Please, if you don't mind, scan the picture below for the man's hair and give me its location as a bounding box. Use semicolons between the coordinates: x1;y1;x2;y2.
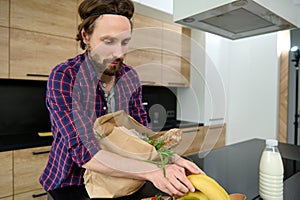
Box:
76;0;134;50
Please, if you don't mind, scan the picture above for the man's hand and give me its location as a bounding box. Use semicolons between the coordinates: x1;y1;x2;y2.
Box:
173;156;205;175
146;163;203;197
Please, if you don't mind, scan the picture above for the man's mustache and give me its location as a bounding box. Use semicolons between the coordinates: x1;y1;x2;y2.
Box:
103;58;123;65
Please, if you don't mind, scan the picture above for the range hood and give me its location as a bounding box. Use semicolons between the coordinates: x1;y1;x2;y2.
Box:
174;0;300;40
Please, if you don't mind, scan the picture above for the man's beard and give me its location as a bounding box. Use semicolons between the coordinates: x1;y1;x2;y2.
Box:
89;52;123;76
102;58;123;76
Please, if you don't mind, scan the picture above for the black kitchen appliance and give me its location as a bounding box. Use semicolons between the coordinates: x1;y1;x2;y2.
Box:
0;79;52;151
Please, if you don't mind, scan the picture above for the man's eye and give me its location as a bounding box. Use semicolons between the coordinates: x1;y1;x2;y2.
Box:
104;39;114;45
122;39;130;46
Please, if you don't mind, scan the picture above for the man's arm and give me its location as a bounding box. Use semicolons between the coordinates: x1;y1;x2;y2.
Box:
83;150;203;197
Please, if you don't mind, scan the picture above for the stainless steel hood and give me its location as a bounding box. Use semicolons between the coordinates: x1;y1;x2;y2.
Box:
174;0;300;40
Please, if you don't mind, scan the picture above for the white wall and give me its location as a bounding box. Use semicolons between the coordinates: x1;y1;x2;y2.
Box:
133;0;173;14
134;1;282;145
186;31;280;145
225;33;279;144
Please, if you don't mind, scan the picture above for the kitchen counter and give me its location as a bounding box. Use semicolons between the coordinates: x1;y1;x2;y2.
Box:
0;119;203;152
90;138;300;200
151;119;203;132
0;132;53;152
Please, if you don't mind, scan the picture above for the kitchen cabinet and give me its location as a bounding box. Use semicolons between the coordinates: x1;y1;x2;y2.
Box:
162;53;190;87
162;24;191;87
0;146;51;199
125;49;162;85
10;0;77;38
3;0;78;80
0;151;13;199
10;29;77;80
127;14;163;85
0;27;9;78
13;146;50;198
125;14;191;87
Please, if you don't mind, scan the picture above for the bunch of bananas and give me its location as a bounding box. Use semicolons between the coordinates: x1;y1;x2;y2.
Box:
177;174;230;200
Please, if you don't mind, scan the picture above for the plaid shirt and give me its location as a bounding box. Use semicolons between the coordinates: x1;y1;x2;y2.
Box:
39;52;148;191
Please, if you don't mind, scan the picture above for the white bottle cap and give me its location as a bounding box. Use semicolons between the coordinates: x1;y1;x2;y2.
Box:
266;139;278;146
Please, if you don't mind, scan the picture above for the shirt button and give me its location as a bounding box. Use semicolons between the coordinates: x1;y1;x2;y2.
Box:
103;106;107;110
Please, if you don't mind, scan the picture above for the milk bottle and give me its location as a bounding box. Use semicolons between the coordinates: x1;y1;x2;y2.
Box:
259;139;284;200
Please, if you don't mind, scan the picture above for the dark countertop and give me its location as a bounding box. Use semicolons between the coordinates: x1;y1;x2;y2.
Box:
188;139;300;200
91;138;300;200
0;119;203;152
151;119;203;132
0;132;53;152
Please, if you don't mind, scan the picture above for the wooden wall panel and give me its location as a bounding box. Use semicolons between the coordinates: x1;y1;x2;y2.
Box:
279;51;289;143
10;0;77;38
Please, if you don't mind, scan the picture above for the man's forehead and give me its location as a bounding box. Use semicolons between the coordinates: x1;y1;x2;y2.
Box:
93;14;132;37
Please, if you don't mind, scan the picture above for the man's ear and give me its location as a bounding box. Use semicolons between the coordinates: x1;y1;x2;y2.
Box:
81;29;89;44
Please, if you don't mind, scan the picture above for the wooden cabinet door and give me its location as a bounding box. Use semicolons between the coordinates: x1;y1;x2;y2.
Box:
128;15;191;87
0;151;13;199
8;0;77;80
126;14;163;85
162;54;190;87
13;146;50;195
172;126;205;156
131;14;163;49
10;0;77;38
0;197;13;200
158;125;225;156
162;25;190;87
0;27;9;78
125;49;162;85
10;29;77;80
201;124;226;152
0;0;8;78
14;189;47;200
0;0;9;27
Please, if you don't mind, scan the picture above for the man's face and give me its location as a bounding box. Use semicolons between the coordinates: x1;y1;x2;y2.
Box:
82;14;132;75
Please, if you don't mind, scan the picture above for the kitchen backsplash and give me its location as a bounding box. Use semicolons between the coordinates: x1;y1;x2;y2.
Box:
0;79;178;150
142;86;177;126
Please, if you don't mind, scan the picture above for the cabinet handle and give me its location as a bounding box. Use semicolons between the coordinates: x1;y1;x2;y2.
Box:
32;150;50;155
32;192;47;198
182;129;199;133
208;126;224;130
167;82;186;86
26;73;49;77
141;81;156;84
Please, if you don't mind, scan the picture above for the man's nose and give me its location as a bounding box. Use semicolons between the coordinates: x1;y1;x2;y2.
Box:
112;44;126;58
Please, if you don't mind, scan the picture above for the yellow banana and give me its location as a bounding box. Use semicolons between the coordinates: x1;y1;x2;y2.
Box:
187;191;208;200
187;174;230;200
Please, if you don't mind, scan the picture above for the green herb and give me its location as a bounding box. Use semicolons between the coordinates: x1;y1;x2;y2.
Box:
144;138;164;150
144;138;175;177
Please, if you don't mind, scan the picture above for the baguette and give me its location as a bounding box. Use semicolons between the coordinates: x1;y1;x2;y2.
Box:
157;128;182;149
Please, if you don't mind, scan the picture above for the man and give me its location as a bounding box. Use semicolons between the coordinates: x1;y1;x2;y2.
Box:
40;0;204;199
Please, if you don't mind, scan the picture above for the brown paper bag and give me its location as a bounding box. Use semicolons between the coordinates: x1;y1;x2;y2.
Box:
84;110;160;198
